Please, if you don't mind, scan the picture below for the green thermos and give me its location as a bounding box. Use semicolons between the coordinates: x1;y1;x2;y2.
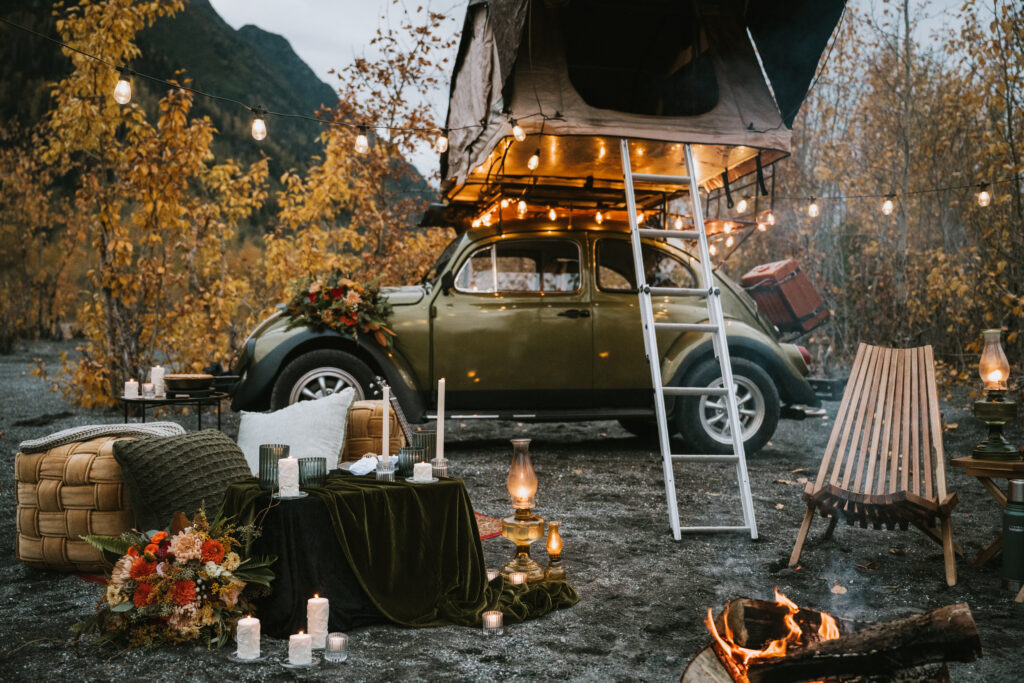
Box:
1004;479;1024;591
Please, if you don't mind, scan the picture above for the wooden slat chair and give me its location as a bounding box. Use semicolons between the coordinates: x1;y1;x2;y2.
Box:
789;343;960;586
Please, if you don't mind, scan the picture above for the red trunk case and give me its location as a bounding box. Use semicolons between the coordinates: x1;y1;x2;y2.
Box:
740;259;830;333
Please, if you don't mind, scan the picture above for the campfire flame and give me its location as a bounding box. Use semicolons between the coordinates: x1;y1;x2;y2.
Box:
705;589;841;680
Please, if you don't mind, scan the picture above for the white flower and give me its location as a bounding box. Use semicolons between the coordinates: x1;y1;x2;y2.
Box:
222;552;241;572
105;584;127;608
204;561;225;578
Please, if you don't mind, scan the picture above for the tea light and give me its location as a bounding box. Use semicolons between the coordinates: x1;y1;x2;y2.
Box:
509;571;527;586
324;632;349;663
288;630;312;665
486;569;500;582
482;610;504;636
279;456;300;497
142;382;155;397
307;594;329;649
124;379;139;398
236;615;260;659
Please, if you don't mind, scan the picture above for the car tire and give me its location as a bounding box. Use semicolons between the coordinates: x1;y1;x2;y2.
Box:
270;349;376;410
675;357;780;455
617;418;660;443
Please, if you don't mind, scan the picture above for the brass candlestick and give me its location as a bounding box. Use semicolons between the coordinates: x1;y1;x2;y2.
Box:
501;439;545;583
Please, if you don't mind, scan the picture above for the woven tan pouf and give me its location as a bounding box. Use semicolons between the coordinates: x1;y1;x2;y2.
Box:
15;436;134;572
341;400;406;463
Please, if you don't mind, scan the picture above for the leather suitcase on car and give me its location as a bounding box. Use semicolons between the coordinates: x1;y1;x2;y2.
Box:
740;259;830;333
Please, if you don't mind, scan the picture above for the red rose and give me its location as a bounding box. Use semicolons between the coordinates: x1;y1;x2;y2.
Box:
129;557;156;579
133;583;155;608
172;580;197;606
200;539;225;564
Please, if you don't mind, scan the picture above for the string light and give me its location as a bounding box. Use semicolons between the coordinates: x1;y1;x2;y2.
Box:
881;193;895;215
595;210;603;224
481;212;492;226
250;107;267;141
517;200;527;217
527;149;540;170
674;216;683;229
435;129;448;153
736;197;748;213
500;198;509;208
757;221;767;231
726;235;735;247
354;125;369;154
709;244;718;255
113;66;132;105
807;197;820;218
636;211;644;223
511;119;526;143
977;183;991;207
547;207;557;221
766;210;776;225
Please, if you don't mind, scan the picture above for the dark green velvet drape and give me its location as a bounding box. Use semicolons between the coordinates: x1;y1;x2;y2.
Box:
221;475;577;628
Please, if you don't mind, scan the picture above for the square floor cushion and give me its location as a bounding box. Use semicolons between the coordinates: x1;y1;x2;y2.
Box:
113;430;253;531
236;388;356;474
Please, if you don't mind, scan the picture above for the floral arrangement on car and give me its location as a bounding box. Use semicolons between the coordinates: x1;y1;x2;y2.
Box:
284;270;396;348
72;510;275;649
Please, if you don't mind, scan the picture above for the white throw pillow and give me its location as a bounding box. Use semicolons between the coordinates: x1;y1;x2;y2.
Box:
236;388;355;474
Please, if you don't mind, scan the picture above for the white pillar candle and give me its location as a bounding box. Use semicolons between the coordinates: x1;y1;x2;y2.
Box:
150;364;165;397
382;384;390;460
288;630;313;666
124;379;139;398
436;378;445;459
482;610;504;635
235;615;260;660
278;456;300;497
307;594;329;649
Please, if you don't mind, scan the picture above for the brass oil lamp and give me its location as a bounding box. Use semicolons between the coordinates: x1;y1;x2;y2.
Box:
973;329;1018;460
544;521;566;581
501;439;545;582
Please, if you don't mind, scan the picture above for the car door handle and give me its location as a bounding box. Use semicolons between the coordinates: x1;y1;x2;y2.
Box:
557;309;591;319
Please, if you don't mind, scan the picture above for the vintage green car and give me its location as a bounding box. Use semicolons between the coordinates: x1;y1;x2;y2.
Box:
229;219;818;453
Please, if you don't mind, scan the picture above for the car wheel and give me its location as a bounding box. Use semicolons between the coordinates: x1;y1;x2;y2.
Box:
270;349;376;410
675;357;780;455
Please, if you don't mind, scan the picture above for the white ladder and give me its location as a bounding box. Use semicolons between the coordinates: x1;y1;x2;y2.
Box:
620;140;758;541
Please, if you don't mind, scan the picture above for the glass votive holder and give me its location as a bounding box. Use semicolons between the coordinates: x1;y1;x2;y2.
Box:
375;459;396;482
431;456;449;479
299;457;327;488
142;382;156;398
482;610;503;636
486;568;500;582
324;632;348;663
397;447;426;477
258;444;289;490
410;429;436;461
508;571;527;586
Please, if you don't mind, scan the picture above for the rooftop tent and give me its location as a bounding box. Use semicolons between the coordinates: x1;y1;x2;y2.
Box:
439;0;845;214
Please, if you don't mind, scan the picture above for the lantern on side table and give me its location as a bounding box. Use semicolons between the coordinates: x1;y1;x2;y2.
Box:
501;438;546;583
973;329;1018;461
545;521;566;581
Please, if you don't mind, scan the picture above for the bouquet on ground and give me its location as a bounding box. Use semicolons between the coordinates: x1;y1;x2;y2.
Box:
284;269;396;347
73;510;275;649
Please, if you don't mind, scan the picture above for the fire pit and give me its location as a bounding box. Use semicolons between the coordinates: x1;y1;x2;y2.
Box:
683;592;982;682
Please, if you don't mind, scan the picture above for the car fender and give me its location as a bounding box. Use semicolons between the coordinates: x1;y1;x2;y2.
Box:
659;320;820;407
231;325;427;417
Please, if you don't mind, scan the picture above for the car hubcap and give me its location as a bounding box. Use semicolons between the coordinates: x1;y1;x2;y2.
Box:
289;367;365;405
697;375;765;445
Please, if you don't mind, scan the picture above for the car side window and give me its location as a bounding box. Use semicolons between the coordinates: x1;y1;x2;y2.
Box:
596;239;696;292
455;240;580;294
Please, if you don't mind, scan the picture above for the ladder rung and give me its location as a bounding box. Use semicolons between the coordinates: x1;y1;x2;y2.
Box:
671;454;740;463
648;286;709;298
632;172;691;186
638;228;700;239
654;322;717;333
679;526;751;534
662;386;728;397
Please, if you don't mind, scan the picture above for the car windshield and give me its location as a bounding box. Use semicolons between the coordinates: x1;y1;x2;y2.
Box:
421;237;462;285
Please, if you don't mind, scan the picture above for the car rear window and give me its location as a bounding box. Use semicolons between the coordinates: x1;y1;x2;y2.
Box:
455;240;581;294
596;240;696;292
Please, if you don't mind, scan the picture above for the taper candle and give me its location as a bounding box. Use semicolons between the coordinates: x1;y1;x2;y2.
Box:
436;378;445;459
382;383;390;460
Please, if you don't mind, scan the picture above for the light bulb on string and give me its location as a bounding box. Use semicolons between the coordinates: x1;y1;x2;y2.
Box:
250;107;267;141
636;211;644;224
500;198;510;209
757;222;767;232
548;207;557;221
709;244;718;256
726;235;734;248
736;197;748;213
807;197;820;218
481;212;492;227
881;194;895;216
113;66;132;105
674;216;684;230
766;210;776;225
977;183;991;207
527;148;540;170
355;125;370;154
511;119;526;142
471;218;481;228
435;129;449;154
595;210;603;224
517;200;527;217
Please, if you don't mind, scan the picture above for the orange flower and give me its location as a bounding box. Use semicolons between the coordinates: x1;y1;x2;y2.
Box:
200;539;225;564
127;546;140;557
150;531;168;544
172;580;197;606
129;557;156;579
144;543;159;555
133;583;155;608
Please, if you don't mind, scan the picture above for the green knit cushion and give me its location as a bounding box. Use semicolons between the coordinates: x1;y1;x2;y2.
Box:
113;430;254;531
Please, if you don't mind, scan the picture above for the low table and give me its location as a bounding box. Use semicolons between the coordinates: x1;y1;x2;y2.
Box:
950;456;1024;566
120;392;228;431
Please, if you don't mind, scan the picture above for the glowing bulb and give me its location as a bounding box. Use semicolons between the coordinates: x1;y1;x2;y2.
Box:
808;198;820;218
511;119;526;142
766;211;776;225
736;197;748;213
250;110;267;141
527;149;540;170
674;217;683;230
500;198;509;208
595;210;603;224
548;207;557;221
724;223;732;234
113;68;132;105
355;127;369;154
636;211;644;223
435;131;449;153
726;236;734;247
977;183;991;207
517;200;527;216
709;244;717;255
481;212;492;227
757;222;767;232
882;194;895;216
471;218;482;228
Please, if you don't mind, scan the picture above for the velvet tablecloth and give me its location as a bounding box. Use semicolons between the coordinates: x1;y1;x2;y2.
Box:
221;474;577;636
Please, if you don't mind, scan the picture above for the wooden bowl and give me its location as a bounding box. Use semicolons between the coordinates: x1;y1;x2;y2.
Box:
163;373;214;392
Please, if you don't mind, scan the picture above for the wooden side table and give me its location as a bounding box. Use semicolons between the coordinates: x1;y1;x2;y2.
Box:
950;456;1024;567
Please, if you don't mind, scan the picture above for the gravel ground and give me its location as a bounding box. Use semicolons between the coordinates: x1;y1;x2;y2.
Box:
1;341;1022;682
